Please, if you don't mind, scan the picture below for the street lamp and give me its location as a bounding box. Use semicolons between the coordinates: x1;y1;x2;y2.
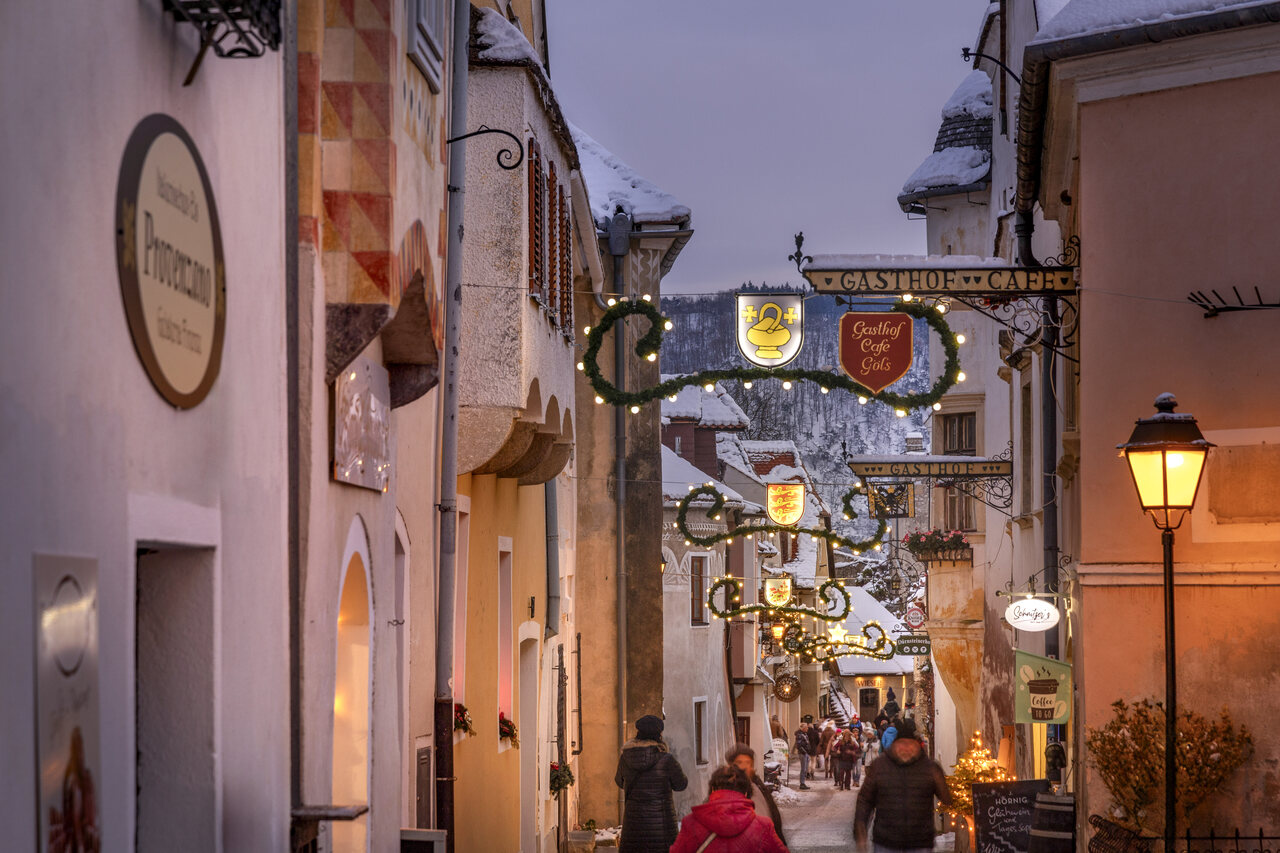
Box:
1117;393;1213;850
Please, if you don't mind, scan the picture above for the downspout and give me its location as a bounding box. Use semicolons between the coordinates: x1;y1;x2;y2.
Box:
545;481;560;638
434;1;468;850
1015;212;1060;662
284;0;301;815
600;210;632;798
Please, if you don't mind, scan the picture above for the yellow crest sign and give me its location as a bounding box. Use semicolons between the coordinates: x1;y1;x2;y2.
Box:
763;578;792;607
766;483;805;527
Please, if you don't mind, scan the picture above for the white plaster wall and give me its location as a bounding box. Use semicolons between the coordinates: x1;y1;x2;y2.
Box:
0;3;288;850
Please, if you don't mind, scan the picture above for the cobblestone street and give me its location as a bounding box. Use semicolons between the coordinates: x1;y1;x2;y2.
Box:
775;762;859;853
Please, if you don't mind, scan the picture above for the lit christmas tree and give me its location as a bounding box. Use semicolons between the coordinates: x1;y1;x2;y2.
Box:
945;730;1014;817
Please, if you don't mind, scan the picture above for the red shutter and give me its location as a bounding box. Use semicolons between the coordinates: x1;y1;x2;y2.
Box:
559;194;572;334
527;139;542;296
547;162;559;323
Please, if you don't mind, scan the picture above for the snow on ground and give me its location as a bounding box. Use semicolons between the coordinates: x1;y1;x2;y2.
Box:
473;8;542;65
1033;0;1272;42
772;785;803;805
570;123;691;230
594;825;621;843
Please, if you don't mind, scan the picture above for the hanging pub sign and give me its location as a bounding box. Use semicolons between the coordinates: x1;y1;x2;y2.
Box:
763;577;792;607
839;312;913;394
803;254;1076;297
1015;650;1072;724
736;292;803;368
1005;597;1060;632
766;483;806;526
115;114;226;408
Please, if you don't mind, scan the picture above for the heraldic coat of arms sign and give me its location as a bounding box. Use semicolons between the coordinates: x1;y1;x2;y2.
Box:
736;292;804;368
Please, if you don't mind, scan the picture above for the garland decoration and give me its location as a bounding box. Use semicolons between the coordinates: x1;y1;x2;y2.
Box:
707;576;852;623
782;620;897;661
677;484;888;554
580;298;961;411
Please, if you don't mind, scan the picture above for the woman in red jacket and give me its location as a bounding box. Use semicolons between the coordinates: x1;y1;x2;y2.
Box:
669;765;789;853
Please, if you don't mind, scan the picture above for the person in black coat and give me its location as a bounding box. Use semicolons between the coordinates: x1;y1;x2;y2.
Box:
615;715;688;852
855;719;952;851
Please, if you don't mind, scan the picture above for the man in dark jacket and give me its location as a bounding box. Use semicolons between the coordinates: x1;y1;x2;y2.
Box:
854;719;951;852
792;721;813;790
725;743;787;846
615;715;688;852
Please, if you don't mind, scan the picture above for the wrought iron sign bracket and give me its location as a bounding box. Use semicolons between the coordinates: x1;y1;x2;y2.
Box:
933;444;1015;514
164;0;282;86
445;125;525;171
1187;285;1280;318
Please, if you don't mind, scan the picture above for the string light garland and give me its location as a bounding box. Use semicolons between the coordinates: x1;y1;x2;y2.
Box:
945;731;1014;818
677;484;889;554
783;620;897;661
581;298;962;411
707;576;852;622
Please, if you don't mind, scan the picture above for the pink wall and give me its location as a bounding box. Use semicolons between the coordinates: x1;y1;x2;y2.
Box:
1074;70;1280;828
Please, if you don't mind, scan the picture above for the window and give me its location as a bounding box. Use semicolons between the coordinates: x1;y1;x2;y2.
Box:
673;436;682;456
1021;382;1034;512
690;555;708;625
694;700;708;764
407;0;445;92
940;412;977;532
498;544;513;717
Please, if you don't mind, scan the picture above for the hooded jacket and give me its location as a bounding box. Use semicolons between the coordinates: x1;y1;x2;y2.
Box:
854;737;952;850
615;738;688;852
669;790;789;853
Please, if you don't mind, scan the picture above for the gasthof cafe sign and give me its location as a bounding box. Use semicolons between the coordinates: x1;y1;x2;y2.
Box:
115;114;225;408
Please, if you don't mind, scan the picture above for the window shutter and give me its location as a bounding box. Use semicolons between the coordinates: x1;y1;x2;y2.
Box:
547;162;559;322
527;139;544;298
559;193;572;333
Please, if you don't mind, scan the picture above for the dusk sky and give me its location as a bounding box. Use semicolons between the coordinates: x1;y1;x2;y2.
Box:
546;0;983;293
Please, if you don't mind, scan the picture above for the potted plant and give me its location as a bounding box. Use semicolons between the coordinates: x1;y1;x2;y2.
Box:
499;711;519;747
453;703;475;736
549;761;574;795
902;529;970;561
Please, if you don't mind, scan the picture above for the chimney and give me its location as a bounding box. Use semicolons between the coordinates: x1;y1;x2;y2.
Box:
904;431;925;455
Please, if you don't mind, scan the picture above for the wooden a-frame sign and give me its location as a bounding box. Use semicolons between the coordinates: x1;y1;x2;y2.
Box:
804;260;1075;297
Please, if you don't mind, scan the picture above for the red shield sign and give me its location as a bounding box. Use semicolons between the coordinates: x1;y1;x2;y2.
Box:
839;312;913;394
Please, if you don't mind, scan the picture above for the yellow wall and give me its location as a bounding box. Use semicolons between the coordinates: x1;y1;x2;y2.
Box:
453;473;549;852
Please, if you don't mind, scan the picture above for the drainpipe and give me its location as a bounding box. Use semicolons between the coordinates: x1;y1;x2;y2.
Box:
600;210;632;799
1016;211;1060;662
284;0;301;814
545;481;560;638
434;1;469;850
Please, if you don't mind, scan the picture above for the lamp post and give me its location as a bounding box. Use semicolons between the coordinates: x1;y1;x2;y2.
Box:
1117;393;1213;851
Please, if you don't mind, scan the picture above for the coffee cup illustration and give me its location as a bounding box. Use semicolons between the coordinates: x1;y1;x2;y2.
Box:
1028;678;1059;720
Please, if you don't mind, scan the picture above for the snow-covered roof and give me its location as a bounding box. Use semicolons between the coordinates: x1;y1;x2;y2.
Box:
807;253;1012;270
835;586;914;677
717;434;764;485
975;3;1001;52
661;445;747;505
1033;0;1272;42
661;377;749;429
900;71;993;197
739;440;804;477
473;7;542;65
569;124;692;231
757;539;779;557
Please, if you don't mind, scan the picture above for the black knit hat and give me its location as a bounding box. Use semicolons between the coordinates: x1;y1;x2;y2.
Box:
896;719;919;741
636;715;664;740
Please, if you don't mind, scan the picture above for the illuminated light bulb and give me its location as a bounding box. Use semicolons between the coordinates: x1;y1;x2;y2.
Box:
782;381;792;390
668;394;678;402
714;514;722;521
630;405;640;414
583;326;592;335
957;334;966;344
746;534;753;539
349;371;357;381
874;543;882;551
895;409;906;418
704;383;715;392
594;396;604;404
576;361;585;371
646;352;657;362
957;371;967;382
1167;452;1185;469
688;485;695;491
642;294;652;302
902;293;913;302
843;513;851;520
607;297;617;306
664;321;674;330
933;402;942;411
820;387;829;394
742;381;753;389
936;303;948;314
685;540;691;546
726;538;733;544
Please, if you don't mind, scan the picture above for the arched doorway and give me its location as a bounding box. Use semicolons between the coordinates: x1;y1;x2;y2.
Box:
333;518;371;852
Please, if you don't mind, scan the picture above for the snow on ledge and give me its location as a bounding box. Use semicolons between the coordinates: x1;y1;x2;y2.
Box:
807;253;1013;270
902;146;990;195
1032;0;1272;43
942;71;993;120
473;7;542;66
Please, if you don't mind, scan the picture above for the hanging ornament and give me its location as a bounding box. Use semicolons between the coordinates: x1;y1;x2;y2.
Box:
774;674;801;702
736;292;804;367
766;483;806;526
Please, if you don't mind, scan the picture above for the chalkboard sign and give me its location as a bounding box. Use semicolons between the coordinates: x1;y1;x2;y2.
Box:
972;780;1050;853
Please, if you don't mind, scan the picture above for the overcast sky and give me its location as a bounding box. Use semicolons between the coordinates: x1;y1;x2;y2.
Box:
545;0;982;293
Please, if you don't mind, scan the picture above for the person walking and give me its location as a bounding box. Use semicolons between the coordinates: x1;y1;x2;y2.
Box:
725;744;787;846
855;728;877;788
854;719;952;853
880;717;900;751
669;765;789;853
832;729;862;791
614;715;688;852
819;720;838;780
770;714;788;744
792;721;813;790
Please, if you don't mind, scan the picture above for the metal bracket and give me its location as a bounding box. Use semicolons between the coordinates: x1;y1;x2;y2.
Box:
934;442;1015;514
445;125;525;170
164;0;282;86
961;47;1021;85
1188;285;1280;317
